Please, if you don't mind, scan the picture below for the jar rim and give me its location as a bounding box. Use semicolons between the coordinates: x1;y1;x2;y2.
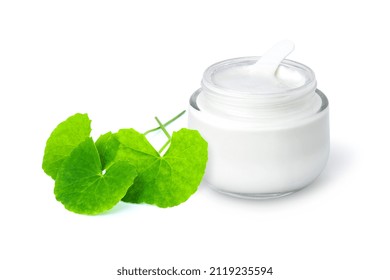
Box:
202;56;317;96
189;88;329;129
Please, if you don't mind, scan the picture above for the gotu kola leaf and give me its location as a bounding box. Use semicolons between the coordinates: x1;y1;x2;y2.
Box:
101;128;208;208
42;113;92;179
55;137;137;215
95;131;120;170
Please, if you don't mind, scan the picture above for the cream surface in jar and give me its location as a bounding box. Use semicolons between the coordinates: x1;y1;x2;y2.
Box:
188;41;329;198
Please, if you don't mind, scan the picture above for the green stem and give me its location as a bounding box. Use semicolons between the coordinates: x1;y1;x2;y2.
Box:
155;116;171;140
155;115;173;154
159;139;171;154
144;110;186;135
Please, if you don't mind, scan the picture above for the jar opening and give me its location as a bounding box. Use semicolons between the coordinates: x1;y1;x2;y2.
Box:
202;57;316;96
198;57;320;122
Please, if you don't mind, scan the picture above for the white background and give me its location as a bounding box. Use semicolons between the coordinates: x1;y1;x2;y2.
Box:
1;1;389;279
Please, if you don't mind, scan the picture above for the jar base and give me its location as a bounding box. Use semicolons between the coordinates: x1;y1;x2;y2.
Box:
206;183;307;200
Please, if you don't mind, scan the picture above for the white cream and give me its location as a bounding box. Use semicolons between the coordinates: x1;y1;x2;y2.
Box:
188;41;329;198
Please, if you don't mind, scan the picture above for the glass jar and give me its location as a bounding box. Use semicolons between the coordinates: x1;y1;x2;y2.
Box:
188;56;329;198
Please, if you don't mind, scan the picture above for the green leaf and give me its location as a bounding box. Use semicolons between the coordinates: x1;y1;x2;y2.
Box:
42;113;92;179
54;138;138;215
95;132;120;170
112;128;208;208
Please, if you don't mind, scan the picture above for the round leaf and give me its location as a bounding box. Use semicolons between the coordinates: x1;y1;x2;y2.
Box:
114;128;208;208
42;113;91;179
54;138;137;215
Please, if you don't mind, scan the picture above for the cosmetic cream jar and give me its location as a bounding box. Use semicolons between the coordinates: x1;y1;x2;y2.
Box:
188;43;329;199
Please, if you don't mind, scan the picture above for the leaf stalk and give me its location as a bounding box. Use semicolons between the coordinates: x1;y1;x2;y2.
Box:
144;110;186;135
155;116;171;140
